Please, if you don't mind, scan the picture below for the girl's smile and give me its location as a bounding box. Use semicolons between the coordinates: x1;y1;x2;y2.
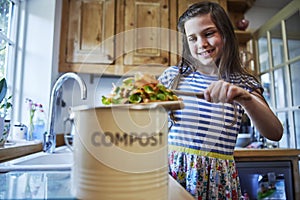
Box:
197;48;216;58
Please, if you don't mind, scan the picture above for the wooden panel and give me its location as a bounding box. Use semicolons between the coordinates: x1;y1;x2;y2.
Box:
81;2;103;50
66;0;115;64
135;3;160;55
124;0;170;68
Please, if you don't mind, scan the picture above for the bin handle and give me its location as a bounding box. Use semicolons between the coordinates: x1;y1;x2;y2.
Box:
63;112;75;151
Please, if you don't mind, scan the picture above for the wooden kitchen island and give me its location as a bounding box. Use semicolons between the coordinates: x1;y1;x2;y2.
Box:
234;148;300;200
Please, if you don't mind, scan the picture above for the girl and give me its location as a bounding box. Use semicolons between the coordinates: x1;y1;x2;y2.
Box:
158;1;283;199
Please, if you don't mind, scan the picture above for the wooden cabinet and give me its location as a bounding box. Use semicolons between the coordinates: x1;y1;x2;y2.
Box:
59;0;171;75
59;0;253;75
59;0;115;73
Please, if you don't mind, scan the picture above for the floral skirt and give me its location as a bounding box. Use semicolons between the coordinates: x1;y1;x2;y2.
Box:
169;150;242;200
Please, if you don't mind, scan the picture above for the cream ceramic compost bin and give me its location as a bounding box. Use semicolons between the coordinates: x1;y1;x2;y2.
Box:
69;101;184;200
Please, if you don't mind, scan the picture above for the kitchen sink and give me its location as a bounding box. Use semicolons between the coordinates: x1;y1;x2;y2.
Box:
0;146;73;172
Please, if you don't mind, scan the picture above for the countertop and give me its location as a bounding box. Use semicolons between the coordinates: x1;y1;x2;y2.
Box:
234;148;300;158
2;140;299;163
0;171;194;200
1;143;299;199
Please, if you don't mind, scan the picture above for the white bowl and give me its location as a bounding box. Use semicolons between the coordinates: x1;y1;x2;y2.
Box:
236;133;252;147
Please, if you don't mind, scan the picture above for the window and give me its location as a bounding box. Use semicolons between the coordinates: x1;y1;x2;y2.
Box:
254;1;300;148
0;0;19;119
0;0;18;85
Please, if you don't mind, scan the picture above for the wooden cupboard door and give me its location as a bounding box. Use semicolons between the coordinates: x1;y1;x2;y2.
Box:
124;0;170;67
66;0;115;64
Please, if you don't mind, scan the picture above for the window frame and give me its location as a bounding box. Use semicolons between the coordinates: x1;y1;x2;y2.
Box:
0;0;21;122
253;1;300;148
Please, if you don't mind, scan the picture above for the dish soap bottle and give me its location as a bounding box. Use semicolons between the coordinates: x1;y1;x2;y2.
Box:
31;104;47;141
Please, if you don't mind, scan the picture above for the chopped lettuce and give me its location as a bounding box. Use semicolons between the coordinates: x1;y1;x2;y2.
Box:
101;74;179;105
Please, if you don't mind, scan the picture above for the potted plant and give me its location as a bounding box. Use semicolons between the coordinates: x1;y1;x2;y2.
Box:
0;78;12;146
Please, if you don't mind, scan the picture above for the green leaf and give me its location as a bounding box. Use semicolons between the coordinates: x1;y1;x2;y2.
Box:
149;95;157;101
157;93;166;101
129;94;142;103
157;84;166;92
0;78;7;104
143;85;155;94
112;98;123;104
123;77;134;86
102;96;112;105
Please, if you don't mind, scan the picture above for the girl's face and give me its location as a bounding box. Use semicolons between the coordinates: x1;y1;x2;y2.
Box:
184;14;223;67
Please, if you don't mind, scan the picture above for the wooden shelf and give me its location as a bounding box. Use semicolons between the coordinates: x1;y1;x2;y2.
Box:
227;0;255;13
235;30;252;44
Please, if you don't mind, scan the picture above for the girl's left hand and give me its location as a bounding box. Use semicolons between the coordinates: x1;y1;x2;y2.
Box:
204;80;251;104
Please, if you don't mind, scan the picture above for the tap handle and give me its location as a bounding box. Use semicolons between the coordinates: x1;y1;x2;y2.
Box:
43;132;51;152
43;133;55;152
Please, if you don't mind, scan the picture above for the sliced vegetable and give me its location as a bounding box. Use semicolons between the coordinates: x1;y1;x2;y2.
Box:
157;93;166;101
101;73;179;105
102;96;112;105
129;94;142;103
143;85;155;94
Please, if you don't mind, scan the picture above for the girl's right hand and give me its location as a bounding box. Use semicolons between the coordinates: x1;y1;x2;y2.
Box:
204;80;252;104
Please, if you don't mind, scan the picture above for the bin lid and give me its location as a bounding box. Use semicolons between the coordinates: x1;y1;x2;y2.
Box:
70;100;184;112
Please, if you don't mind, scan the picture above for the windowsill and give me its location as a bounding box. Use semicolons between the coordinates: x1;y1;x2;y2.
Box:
0;140;43;163
0;133;66;163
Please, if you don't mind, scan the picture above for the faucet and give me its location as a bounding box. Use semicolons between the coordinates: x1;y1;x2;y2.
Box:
43;72;87;153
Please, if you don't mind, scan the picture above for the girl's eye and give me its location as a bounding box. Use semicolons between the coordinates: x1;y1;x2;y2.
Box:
205;31;215;37
188;36;196;42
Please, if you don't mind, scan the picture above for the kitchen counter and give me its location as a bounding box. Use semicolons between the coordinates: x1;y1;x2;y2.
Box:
0;171;193;200
1;145;299;199
234;148;300;158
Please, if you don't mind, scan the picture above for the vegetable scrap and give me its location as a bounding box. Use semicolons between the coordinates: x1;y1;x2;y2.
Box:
102;74;179;105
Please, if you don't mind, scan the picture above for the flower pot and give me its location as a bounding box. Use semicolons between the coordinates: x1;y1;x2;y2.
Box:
0;118;11;147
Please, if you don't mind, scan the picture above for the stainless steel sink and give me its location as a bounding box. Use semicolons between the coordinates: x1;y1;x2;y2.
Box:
0;146;72;172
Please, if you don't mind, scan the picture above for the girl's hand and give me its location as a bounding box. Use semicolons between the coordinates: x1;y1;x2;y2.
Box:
204;80;251;104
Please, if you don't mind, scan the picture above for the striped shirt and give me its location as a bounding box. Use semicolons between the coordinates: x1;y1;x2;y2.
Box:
159;66;262;158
